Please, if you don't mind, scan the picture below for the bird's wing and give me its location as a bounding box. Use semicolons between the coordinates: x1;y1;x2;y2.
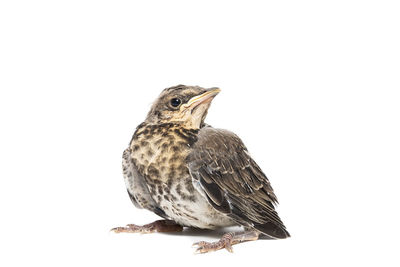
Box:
122;148;169;219
187;127;290;238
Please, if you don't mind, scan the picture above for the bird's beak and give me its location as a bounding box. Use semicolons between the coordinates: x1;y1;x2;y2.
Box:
181;87;221;110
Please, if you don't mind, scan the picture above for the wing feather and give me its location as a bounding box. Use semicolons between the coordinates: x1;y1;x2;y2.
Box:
188;127;290;238
122;148;169;219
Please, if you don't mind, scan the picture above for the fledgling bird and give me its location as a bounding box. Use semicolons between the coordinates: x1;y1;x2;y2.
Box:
112;85;290;253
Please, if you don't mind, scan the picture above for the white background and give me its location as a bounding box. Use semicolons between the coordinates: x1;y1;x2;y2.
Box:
1;0;399;266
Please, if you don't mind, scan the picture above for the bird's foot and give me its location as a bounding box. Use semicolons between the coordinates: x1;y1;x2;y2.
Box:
111;220;183;234
192;231;260;254
193;233;235;253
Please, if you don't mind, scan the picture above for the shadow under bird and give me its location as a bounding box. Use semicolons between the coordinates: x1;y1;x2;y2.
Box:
112;85;290;253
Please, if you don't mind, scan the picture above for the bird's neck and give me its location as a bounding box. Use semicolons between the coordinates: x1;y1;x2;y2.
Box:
132;122;199;147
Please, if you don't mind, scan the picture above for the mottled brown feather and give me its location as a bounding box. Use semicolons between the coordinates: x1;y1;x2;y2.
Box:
188;127;290;239
122;148;170;220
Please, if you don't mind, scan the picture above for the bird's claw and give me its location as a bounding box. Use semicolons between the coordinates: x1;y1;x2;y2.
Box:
193;233;234;254
110;223;155;234
111;220;183;234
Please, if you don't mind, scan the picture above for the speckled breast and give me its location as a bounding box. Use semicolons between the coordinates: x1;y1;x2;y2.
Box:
129;123;234;229
130;123;197;184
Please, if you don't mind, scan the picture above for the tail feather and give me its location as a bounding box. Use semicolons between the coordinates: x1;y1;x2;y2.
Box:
254;222;290;239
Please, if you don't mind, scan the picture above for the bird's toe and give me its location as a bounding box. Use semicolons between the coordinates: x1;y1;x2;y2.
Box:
192;233;234;254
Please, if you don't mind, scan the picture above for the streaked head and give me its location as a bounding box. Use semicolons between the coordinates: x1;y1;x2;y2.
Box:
146;85;220;129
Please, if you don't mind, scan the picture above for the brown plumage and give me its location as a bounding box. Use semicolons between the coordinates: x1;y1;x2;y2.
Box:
188;127;290;239
112;85;290;253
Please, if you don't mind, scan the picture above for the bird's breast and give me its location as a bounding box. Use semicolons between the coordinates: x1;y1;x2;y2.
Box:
128;123;235;228
130;123;198;184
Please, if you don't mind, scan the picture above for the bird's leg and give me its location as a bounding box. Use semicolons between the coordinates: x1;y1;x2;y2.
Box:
111;220;183;234
193;230;260;253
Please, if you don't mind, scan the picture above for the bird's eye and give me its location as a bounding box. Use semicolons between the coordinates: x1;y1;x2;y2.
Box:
170;98;182;107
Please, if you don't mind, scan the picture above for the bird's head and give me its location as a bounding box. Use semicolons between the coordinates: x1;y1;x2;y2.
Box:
146;85;220;129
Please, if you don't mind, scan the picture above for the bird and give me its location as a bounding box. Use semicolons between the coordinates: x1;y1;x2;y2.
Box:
111;85;290;253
